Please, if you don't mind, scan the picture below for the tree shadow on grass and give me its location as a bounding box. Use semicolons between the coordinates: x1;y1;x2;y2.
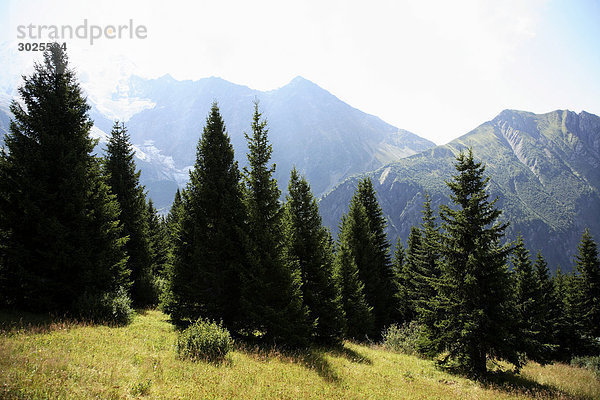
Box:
0;309;80;335
473;368;589;400
235;343;341;383
235;341;373;383
293;348;342;383
328;343;373;365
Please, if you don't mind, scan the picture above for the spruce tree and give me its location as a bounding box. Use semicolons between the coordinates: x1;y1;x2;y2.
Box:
552;267;574;360
413;193;442;318
241;103;311;346
392;238;409;322
512;236;551;364
355;178;399;332
0;44;128;313
283;167;345;344
146;199;169;281
104;121;153;306
159;188;184;312
533;251;559;362
571;229;600;349
423;149;518;375
402;225;422;321
335;212;374;340
167;103;247;329
165;188;184;249
340;192;378;337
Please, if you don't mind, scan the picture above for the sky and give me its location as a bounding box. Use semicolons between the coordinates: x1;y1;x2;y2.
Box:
1;0;599;145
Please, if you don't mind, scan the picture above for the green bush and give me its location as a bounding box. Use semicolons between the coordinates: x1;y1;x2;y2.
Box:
176;318;233;362
73;287;134;325
382;321;423;356
571;356;600;378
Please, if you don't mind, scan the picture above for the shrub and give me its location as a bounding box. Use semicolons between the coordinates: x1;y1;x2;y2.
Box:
382;321;423;356
130;379;152;396
73;287;134;325
571;356;600;378
176;318;233;362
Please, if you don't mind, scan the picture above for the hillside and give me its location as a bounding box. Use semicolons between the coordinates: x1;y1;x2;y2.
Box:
319;110;600;271
1;310;598;399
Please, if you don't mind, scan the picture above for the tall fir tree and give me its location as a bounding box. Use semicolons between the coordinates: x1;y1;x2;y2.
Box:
571;229;600;352
159;188;184;312
401;225;422;321
167;103;248;329
533;251;559;362
0;44;128;313
392;238;410;322
241;103;311;346
552;267;575;360
512;236;552;364
423;149;519;375
104;121;153;306
335;211;374;340
283;168;345;344
165;188;184;251
146;199;169;282
413;193;442;318
339;192;379;337
355;178;399;333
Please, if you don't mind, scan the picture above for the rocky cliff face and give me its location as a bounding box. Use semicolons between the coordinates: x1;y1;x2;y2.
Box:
319;110;600;272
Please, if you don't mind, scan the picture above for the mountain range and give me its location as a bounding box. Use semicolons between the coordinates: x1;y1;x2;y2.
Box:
0;74;435;210
319;109;600;271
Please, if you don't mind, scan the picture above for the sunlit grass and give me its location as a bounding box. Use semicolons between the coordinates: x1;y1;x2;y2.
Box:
1;310;598;399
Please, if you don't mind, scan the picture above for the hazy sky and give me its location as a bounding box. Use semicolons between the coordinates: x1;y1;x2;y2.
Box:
1;0;599;144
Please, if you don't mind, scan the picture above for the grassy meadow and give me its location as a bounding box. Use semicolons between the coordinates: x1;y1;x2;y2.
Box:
1;310;598;399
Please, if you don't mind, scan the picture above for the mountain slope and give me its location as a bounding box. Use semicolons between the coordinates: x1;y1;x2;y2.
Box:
120;75;434;208
319;110;600;271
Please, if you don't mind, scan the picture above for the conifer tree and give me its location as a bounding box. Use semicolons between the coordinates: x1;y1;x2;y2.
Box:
165;188;184;248
402;225;422;321
392;238;409;322
167;103;247;329
571;229;600;349
0;44;128;313
423;149;518;375
335;212;374;340
552;267;574;360
533;251;559;361
146;199;169;281
413;193;442;317
159;188;184;312
283;168;345;344
512;236;551;364
355;178;399;332
340;192;379;337
241;103;311;346
393;238;405;276
104;121;153;306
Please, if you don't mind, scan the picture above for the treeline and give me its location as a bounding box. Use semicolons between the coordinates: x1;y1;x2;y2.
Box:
1;45;599;376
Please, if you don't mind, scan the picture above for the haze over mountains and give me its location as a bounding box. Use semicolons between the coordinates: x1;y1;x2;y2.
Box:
320;109;600;271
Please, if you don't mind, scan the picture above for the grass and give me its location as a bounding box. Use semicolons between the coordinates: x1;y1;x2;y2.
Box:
1;310;599;399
